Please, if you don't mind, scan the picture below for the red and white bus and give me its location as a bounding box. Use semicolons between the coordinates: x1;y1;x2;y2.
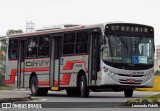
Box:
5;23;154;97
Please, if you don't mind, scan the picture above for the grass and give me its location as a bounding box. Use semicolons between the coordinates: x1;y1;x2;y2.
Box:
143;94;160;102
0;85;14;90
125;93;160;105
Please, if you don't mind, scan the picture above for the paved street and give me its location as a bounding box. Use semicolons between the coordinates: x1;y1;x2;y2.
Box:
0;90;160;111
1;90;159;103
30;90;160;102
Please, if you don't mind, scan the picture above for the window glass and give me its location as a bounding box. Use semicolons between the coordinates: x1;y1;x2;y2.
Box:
63;33;75;55
76;32;88;42
9;39;18;48
63;44;74;54
64;33;75;43
28;38;38;47
39;37;49;47
75;43;88;53
75;31;88;53
27;37;38;57
38;36;50;57
8;39;18;60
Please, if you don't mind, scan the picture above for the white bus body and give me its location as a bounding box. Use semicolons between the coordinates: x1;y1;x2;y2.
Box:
5;23;154;97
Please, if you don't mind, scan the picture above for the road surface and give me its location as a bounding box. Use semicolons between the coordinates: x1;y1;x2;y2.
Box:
1;90;160;111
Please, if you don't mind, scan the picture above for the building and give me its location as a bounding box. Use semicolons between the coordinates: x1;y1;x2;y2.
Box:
154;45;160;72
156;45;160;60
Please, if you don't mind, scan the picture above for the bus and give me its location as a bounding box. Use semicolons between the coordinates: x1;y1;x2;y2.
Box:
5;23;154;98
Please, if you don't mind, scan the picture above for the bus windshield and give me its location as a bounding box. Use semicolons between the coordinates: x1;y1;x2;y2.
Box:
103;35;154;64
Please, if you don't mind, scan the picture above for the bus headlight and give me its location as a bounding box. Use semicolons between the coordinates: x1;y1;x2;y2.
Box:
108;72;117;78
103;66;117;78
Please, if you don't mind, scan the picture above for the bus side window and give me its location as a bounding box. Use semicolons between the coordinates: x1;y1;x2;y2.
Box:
8;39;18;60
63;33;75;55
27;37;38;58
75;31;88;54
38;36;50;57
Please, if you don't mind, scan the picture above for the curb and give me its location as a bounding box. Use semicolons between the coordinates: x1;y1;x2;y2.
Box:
0;96;31;103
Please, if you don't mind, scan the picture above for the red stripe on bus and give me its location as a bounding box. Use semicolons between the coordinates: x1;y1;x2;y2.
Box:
5;59;88;85
53;73;71;86
38;81;49;85
4;69;17;84
5;66;71;86
5;67;50;84
38;73;71;86
63;60;88;72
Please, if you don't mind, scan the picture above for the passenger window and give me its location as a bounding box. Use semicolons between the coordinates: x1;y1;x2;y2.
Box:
63;33;75;55
75;31;88;53
38;36;50;57
27;38;38;57
8;39;18;60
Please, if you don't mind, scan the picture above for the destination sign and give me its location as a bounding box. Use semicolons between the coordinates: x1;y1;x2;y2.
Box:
105;24;153;33
25;59;50;67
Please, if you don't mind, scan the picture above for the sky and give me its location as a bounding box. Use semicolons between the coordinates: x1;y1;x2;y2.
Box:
0;0;160;45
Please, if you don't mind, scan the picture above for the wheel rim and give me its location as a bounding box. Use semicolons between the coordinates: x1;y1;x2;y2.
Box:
80;80;84;94
32;81;37;93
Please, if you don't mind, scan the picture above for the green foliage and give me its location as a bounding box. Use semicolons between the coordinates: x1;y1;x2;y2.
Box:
6;29;23;36
0;29;23;75
155;70;160;75
0;35;7;74
0;73;5;86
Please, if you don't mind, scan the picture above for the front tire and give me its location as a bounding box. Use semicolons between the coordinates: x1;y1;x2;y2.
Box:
80;75;89;98
124;89;133;97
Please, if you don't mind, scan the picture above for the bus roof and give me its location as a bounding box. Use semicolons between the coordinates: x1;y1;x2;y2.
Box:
9;23;105;38
9;22;153;38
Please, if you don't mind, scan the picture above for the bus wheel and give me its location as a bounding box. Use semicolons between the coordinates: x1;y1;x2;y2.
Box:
80;75;89;98
31;76;39;96
30;76;48;96
124;89;133;97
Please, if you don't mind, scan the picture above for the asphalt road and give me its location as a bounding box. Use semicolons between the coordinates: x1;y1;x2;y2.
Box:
32;90;160;102
1;90;160;111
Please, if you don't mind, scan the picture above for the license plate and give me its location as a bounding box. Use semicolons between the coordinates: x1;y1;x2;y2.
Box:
127;79;135;83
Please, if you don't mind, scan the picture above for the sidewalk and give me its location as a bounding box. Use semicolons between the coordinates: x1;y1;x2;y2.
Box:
0;90;31;103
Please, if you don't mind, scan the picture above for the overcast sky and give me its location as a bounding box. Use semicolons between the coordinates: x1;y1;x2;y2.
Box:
0;0;159;45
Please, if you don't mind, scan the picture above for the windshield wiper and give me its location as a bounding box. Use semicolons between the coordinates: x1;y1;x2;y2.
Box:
133;35;144;55
117;36;129;54
106;36;113;61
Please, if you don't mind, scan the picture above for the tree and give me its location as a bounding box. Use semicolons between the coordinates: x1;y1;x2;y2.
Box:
0;29;23;75
155;70;160;75
6;29;23;36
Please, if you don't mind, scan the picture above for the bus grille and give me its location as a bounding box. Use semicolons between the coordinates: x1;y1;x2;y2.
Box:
117;73;144;77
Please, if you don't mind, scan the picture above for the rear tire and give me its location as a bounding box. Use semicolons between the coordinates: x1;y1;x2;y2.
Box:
80;75;89;98
30;76;48;96
124;89;133;97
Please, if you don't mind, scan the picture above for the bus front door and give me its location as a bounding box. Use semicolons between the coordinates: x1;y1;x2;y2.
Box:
50;36;62;88
17;40;27;88
89;31;100;85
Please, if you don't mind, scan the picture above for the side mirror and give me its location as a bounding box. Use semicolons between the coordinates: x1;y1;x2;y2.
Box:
100;45;104;51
